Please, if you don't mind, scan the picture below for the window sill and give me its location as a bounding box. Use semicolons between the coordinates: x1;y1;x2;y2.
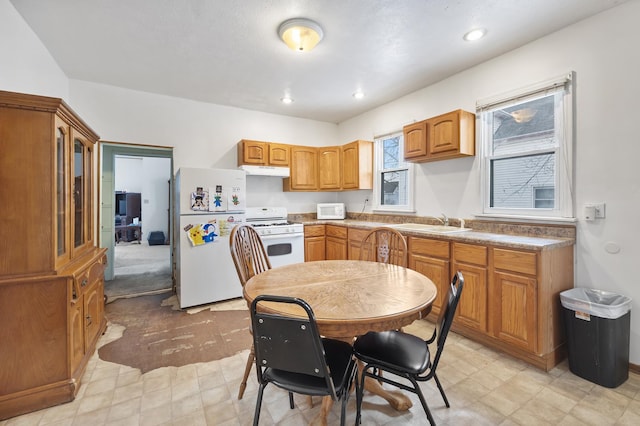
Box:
474;213;577;225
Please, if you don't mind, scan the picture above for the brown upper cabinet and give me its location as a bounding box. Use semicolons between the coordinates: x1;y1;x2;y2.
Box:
283;140;373;192
284;145;319;191
403;109;476;162
341;140;373;190
237;139;290;167
318;146;342;190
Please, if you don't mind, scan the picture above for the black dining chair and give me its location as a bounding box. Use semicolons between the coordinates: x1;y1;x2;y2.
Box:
250;294;359;426
354;271;464;425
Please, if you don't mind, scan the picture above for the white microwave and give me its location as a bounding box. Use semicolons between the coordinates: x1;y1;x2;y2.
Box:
317;203;346;220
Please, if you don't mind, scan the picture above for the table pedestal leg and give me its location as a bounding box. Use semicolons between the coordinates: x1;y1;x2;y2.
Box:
362;373;413;411
311;366;413;425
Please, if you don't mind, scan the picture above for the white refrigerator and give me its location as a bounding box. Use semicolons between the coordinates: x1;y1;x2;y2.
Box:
174;167;246;308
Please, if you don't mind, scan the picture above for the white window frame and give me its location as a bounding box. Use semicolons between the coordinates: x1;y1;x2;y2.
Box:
373;131;415;213
477;72;575;220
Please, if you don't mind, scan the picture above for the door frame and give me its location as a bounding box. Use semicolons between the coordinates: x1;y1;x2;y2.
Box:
99;141;174;281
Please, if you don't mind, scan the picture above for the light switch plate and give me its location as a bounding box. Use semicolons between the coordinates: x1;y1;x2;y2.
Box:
594;203;606;218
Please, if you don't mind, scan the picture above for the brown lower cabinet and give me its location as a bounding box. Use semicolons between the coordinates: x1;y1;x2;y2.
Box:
325;225;348;260
304;225;326;261
305;223;574;371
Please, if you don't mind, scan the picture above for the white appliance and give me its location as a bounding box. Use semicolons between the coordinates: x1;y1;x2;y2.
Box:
245;207;305;268
174;167;247;308
317;202;346;220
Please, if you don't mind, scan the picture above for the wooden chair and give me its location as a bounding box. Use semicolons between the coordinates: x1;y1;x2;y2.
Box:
354;272;464;425
359;226;408;267
250;295;359;426
229;224;272;400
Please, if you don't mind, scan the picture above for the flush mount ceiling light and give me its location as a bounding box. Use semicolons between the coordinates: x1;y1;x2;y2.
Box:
463;28;486;41
280;96;293;104
352;91;365;100
278;18;324;52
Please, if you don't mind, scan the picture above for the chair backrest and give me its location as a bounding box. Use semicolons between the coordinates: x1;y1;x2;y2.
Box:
250;295;338;399
359;227;408;267
431;271;464;369
229;224;272;287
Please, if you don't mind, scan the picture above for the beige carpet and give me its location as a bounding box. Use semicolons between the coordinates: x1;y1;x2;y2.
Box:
105;241;172;302
99;293;251;373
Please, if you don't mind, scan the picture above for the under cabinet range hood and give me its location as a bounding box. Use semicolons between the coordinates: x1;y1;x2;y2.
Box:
238;164;290;177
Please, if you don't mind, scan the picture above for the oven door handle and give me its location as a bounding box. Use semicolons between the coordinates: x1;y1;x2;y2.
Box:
259;233;304;241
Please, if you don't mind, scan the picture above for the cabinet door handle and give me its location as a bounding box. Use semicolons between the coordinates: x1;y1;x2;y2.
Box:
81;279;88;287
86;315;92;326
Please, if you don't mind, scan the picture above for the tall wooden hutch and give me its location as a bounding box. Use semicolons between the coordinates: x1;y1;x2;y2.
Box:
0;91;107;419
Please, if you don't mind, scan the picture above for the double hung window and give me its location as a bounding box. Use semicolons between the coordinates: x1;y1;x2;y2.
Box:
478;73;574;219
373;132;414;212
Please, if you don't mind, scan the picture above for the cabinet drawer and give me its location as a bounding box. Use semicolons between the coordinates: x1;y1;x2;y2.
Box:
493;248;537;275
305;224;325;237
326;225;347;239
348;228;369;242
409;237;450;259
453;243;487;266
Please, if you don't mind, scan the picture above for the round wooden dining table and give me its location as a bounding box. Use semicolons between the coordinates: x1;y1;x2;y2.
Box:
243;259;438;425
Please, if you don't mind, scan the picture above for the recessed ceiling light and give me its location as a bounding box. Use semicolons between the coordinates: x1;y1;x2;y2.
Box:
463;28;486;41
353;91;365;100
281;96;293;104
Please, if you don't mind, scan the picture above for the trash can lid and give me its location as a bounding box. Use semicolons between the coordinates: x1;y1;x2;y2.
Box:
560;288;632;319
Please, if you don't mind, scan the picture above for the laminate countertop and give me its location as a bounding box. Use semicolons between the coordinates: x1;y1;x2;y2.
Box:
300;219;575;251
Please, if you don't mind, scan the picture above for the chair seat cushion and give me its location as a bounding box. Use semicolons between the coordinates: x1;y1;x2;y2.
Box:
265;338;355;397
354;330;430;375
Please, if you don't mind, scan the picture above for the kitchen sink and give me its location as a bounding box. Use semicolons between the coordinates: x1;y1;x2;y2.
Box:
387;223;472;234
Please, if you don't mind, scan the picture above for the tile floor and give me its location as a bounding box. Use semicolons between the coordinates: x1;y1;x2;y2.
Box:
3;300;640;426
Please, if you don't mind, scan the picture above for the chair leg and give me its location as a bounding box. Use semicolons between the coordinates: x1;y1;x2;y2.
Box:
289;392;294;409
238;344;255;399
253;382;266;426
409;377;436;426
356;366;368;425
433;373;450;408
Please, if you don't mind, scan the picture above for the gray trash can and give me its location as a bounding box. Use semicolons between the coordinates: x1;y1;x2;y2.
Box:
560;288;632;388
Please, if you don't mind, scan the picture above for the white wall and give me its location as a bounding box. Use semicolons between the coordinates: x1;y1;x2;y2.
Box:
4;0;640;364
338;1;640;362
0;0;68;98
115;156;172;239
68;80;341;213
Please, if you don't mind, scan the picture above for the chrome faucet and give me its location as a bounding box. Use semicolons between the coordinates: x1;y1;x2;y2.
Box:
437;213;449;226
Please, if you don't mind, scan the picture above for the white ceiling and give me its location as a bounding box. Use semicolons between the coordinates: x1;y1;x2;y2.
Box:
10;0;627;123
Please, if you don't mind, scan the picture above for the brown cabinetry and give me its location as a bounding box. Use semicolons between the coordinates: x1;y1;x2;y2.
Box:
304;225;326;262
408;237;450;316
0;91;106;419
284;140;373;192
347;228;369;260
283;145;319;191
325;225;348;260
318;146;341;190
237;139;290;166
451;243;488;332
403;109;475;162
341;140;373;190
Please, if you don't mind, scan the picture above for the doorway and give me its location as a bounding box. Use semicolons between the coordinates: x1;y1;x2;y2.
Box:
100;142;173;302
